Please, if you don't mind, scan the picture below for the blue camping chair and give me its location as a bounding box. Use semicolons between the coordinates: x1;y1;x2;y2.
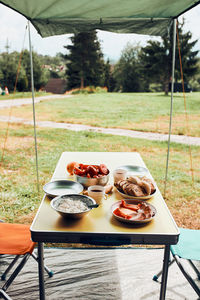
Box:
153;228;200;297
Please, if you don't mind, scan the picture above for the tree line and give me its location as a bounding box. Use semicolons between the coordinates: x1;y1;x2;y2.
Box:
0;49;65;92
0;20;199;95
64;20;199;95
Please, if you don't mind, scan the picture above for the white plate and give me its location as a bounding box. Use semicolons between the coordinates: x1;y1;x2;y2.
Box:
117;165;149;175
116;187;157;200
111;200;157;224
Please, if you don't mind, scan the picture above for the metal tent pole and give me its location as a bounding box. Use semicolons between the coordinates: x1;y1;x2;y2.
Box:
164;19;176;197
28;21;40;193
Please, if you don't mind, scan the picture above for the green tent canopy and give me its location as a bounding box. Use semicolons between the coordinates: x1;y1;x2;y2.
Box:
0;0;200;37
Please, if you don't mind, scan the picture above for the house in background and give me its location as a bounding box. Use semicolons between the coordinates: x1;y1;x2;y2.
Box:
45;78;67;94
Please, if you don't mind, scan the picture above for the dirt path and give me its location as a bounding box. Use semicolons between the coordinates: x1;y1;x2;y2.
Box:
0;95;199;146
1;115;200;146
0;94;71;108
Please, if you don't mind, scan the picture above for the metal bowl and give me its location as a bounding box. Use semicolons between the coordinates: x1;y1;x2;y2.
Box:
75;171;110;188
51;194;96;219
43;180;83;197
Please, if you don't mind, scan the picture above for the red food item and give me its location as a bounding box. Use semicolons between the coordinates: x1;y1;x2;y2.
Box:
99;164;108;175
74;167;86;176
120;199;140;212
66;162;80;175
79;164;99;170
113;207;132;219
114;200;153;221
93;165;100;170
79;164;89;170
74;163;109;178
86;165;98;177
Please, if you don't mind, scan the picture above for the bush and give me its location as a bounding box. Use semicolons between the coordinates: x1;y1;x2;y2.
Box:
149;83;163;92
69;86;108;95
189;79;200;92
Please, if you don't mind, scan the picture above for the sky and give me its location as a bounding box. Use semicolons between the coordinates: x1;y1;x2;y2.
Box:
0;3;200;61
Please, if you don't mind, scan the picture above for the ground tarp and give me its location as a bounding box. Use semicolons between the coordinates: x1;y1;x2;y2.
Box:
1;248;199;299
0;0;200;37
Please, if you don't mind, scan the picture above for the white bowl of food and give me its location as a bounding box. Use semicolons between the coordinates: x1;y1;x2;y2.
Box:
51;194;97;219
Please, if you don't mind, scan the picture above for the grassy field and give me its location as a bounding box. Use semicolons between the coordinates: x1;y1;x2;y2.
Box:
0;92;199;136
0;91;50;100
0;122;199;229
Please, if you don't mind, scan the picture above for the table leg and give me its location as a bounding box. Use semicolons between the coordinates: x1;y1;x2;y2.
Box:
38;242;45;300
159;244;170;300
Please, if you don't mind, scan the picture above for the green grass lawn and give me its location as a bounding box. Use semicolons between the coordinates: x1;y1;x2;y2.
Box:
0;91;51;100
0;123;199;229
1;92;199;136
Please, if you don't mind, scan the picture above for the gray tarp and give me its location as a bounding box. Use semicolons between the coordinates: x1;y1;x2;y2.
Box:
1;248;199;299
0;0;200;37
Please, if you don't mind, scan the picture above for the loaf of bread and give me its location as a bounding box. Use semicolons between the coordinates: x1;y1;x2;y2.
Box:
114;176;156;197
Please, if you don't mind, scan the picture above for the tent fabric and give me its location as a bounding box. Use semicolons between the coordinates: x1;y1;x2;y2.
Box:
1;0;200;37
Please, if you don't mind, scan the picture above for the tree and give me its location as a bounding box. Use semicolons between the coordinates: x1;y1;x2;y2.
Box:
103;59;116;92
0;51;28;92
189;58;200;91
0;48;50;92
113;43;145;92
140;19;199;95
21;50;48;90
64;31;105;89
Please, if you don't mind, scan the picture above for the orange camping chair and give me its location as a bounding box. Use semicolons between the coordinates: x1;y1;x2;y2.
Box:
0;222;53;300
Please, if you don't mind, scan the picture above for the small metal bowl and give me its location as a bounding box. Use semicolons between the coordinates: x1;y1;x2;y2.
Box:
43;180;83;197
51;194;97;219
75;171;110;188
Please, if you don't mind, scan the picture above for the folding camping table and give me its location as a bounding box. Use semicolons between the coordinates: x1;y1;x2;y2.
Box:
30;152;179;300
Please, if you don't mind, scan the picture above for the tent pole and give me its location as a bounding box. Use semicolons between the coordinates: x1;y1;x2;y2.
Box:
28;21;40;193
164;19;176;197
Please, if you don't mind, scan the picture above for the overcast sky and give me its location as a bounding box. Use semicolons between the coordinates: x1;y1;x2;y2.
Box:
0;3;200;61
